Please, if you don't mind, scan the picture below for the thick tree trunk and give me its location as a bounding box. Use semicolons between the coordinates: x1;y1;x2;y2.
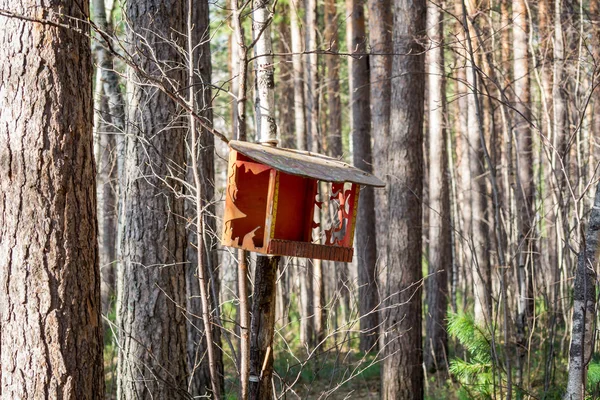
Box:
380;0;426;398
346;0;379;354
564;183;600;399
424;0;450;374
0;1;105;397
186;0;223;396
368;0;392;276
117;1;189;398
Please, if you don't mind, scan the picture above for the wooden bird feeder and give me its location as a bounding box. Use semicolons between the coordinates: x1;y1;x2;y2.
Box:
221;140;385;262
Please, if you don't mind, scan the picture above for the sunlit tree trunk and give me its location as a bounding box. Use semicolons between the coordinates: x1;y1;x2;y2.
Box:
0;1;105;397
186;0;223;396
117;0;189;397
248;0;280;397
346;0;379;354
381;0;426;397
368;0;392;278
464;0;491;325
92;0;122;319
513;0;534;389
564;183;600;399
424;0;450;374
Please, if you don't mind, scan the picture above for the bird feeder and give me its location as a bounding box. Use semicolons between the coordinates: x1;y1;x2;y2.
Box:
221;140;385;262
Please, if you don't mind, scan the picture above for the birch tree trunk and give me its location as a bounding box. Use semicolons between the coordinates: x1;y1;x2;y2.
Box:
424;0;450;374
381;0;426;397
249;0;280;397
0;1;105;397
117;1;189;397
346;0;379;353
564;183;600;399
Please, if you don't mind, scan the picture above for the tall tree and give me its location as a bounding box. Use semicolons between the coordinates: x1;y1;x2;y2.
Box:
368;0;392;276
346;0;379;353
424;0;450;374
325;0;342;158
116;0;189;397
292;0;315;347
513;0;534;388
0;0;105;397
92;0;120;321
380;0;426;397
248;0;280;397
185;0;223;396
463;0;491;324
564;182;600;399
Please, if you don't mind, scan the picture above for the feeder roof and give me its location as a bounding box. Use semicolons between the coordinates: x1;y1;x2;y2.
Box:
229;140;386;187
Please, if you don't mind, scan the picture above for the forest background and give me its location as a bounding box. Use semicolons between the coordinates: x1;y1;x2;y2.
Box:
2;0;600;399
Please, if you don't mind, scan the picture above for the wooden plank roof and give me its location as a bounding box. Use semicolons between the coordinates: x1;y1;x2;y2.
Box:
229;140;386;187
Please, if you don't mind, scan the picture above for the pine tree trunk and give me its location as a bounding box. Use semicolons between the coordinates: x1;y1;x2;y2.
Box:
290;0;307;151
186;0;223;396
424;0;450;374
368;0;392;277
346;0;379;354
381;0;426;397
325;0;342;158
0;1;105;397
291;0;315;348
117;1;189;397
513;0;534;389
464;1;491;324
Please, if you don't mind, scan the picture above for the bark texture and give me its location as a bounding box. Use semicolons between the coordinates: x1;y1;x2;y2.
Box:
92;0;119;320
325;0;342;158
248;256;279;400
424;0;450;374
368;0;392;273
185;0;223;396
564;183;600;399
249;0;280;398
0;1;105;397
464;0;491;324
381;0;426;397
346;0;379;353
117;1;189;398
513;0;533;388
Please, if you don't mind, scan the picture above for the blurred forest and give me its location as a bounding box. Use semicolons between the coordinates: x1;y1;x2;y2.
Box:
3;0;600;399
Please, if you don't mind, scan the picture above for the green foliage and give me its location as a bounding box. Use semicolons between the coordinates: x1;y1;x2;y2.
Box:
447;312;494;399
587;361;600;398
